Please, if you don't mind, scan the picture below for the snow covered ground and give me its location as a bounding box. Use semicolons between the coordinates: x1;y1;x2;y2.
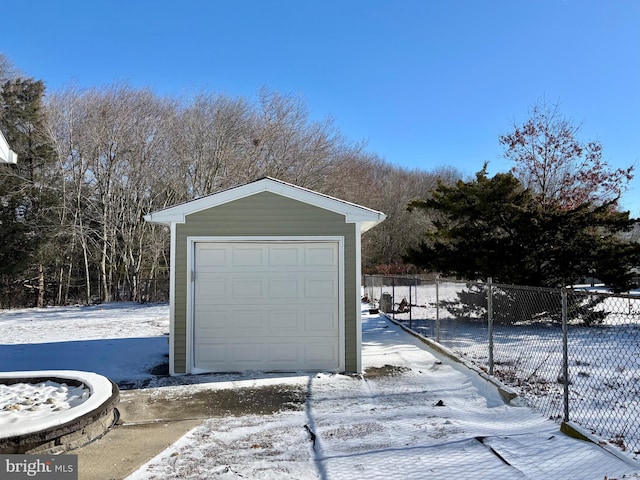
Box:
0;302;170;386
369;281;640;455
1;302;639;479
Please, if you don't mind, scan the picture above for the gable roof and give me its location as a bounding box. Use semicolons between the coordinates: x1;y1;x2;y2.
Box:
144;177;386;232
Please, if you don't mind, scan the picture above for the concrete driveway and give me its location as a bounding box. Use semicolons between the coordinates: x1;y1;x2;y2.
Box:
75;382;307;480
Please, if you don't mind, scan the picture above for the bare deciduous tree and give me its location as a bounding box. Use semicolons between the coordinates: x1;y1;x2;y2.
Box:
500;99;634;210
0;53;20;84
5;75;453;305
46;84;176;303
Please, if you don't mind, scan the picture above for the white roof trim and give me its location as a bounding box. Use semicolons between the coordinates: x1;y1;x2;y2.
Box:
0;129;18;164
144;177;385;232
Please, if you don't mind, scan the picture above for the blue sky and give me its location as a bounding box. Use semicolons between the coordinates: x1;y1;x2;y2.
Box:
2;0;639;215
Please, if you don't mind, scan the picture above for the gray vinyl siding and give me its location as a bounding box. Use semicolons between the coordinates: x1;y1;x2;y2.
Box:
173;191;359;374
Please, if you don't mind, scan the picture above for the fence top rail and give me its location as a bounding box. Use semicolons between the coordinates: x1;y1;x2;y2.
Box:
363;274;639;301
490;282;565;295
566;288;640;301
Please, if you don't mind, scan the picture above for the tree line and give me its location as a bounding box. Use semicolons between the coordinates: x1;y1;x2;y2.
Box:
1;53;638;308
0;55;456;307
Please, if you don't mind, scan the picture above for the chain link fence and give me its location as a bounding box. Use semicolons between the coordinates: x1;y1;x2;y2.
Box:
363;274;640;458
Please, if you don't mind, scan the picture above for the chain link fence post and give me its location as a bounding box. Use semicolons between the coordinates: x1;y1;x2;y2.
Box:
409;277;413;329
562;288;570;423
392;277;396;321
363;274;367;302
487;277;494;376
435;275;441;343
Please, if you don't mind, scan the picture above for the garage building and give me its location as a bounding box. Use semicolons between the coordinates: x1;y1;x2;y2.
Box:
144;177;385;375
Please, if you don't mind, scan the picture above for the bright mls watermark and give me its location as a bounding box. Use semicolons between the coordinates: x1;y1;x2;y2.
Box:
0;455;77;479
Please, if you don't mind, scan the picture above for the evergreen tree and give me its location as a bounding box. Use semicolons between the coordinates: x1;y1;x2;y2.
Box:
405;166;640;291
0;78;58;306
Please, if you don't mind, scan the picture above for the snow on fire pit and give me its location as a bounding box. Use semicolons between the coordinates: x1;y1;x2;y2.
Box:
1;380;90;423
0;370;119;454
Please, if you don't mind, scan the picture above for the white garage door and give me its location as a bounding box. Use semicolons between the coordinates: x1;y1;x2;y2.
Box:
193;241;341;373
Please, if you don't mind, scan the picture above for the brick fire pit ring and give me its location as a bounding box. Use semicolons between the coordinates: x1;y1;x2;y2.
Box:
0;370;119;454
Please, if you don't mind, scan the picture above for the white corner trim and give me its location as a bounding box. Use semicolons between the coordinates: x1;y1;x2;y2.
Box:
354;223;363;374
169;223;177;375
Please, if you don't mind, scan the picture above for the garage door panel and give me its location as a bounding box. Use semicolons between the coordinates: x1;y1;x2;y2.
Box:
197;308;337;338
305;245;337;266
230;342;266;363
229;310;265;330
305;310;339;332
195;276;227;292
197;309;267;335
195;308;232;331
268;310;300;330
269;277;300;298
195;338;339;371
269;246;300;266
232;246;264;267
232;278;264;298
205;274;334;305
197;246;228;268
194;341;229;366
268;343;301;363
305;277;338;299
198;275;333;303
305;343;338;364
194;241;340;372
